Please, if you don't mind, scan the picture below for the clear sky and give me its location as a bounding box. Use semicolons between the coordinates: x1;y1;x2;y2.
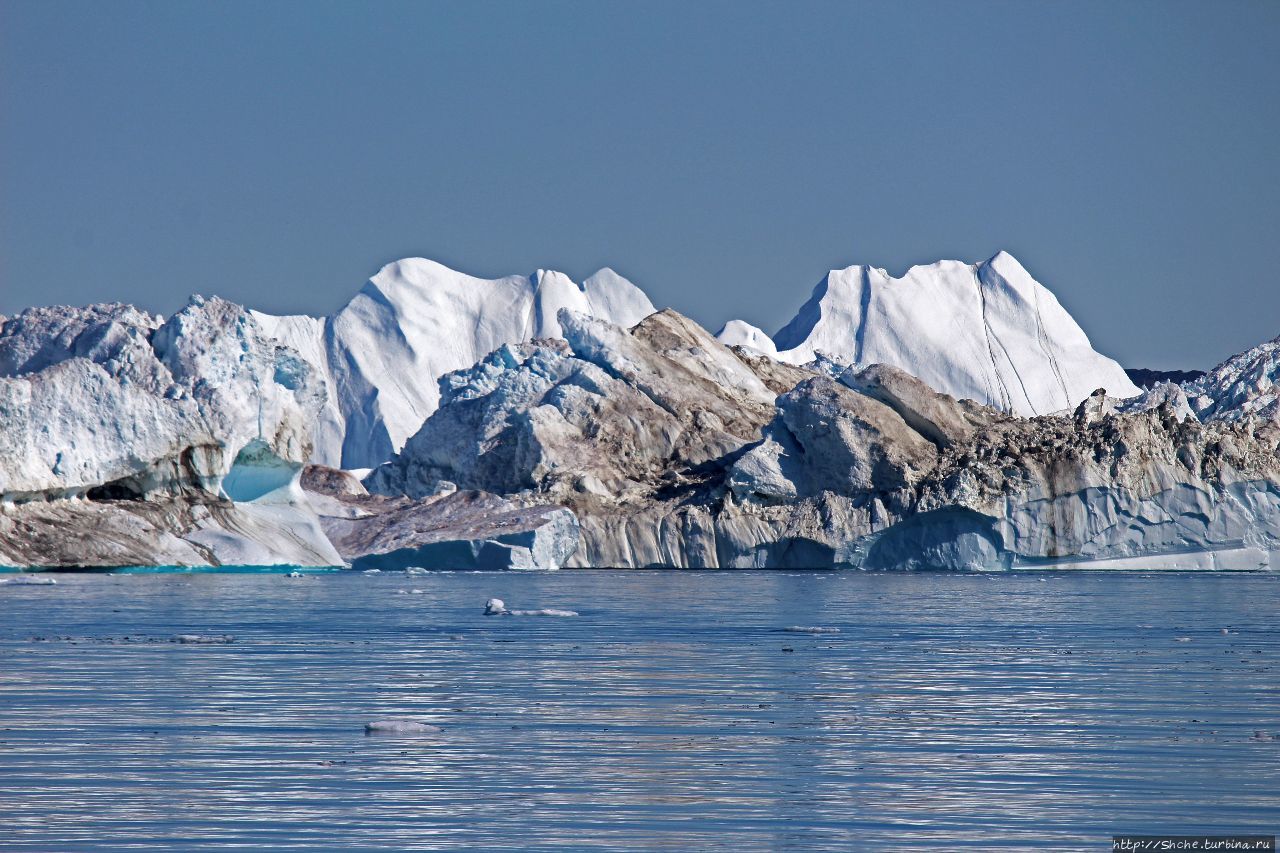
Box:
2;0;1277;369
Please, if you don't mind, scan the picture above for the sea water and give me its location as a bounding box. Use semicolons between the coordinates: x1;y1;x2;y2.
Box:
1;569;1277;850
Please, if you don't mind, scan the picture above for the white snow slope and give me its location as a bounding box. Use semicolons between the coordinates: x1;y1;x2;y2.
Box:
254;260;655;469
718;252;1140;417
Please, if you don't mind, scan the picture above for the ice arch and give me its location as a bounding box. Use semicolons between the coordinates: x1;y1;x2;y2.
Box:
221;439;299;503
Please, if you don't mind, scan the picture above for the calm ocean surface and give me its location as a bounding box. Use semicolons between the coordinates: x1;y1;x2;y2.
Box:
1;569;1277;851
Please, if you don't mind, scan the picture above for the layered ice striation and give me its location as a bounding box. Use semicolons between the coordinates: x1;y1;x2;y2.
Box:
719;252;1140;416
301;466;578;571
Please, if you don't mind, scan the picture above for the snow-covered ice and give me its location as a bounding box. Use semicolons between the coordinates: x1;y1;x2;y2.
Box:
364;719;442;734
719;252;1140;415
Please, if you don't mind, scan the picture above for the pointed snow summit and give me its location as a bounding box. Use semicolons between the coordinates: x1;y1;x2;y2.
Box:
718;251;1139;416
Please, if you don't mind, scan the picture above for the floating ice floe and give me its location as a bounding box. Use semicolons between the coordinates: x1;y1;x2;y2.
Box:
405;567;429;576
0;575;57;585
483;597;577;617
784;626;841;634
364;719;442;735
171;634;235;644
362;568;382;575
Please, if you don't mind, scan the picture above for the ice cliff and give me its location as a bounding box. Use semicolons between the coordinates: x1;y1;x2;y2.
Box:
718;252;1141;416
368;308;1280;570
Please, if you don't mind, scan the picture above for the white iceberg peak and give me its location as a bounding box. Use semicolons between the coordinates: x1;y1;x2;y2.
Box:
256;258;657;469
717;319;779;358
719;251;1138;416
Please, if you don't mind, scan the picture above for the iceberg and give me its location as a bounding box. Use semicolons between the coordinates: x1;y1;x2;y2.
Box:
719;252;1140;416
254;260;655;469
369;307;1280;570
0;298;342;568
2;248;1274;572
483;598;578;617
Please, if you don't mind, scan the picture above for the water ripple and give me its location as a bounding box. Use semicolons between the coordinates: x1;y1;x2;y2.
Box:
0;570;1276;850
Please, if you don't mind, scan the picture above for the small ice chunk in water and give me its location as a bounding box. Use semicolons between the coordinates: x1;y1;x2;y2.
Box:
0;575;57;585
365;719;442;735
362;568;381;575
405;567;428;576
285;571;305;578
784;626;841;634
172;634;234;644
484;597;576;617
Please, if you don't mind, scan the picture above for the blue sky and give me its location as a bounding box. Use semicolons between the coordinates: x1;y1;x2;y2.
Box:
2;0;1277;368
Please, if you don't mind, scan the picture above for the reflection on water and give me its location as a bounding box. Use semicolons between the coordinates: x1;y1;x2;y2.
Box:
0;570;1277;850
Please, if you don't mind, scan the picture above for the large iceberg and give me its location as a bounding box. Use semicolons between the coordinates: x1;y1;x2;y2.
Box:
1;249;1275;571
368;308;1280;570
719;252;1141;416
